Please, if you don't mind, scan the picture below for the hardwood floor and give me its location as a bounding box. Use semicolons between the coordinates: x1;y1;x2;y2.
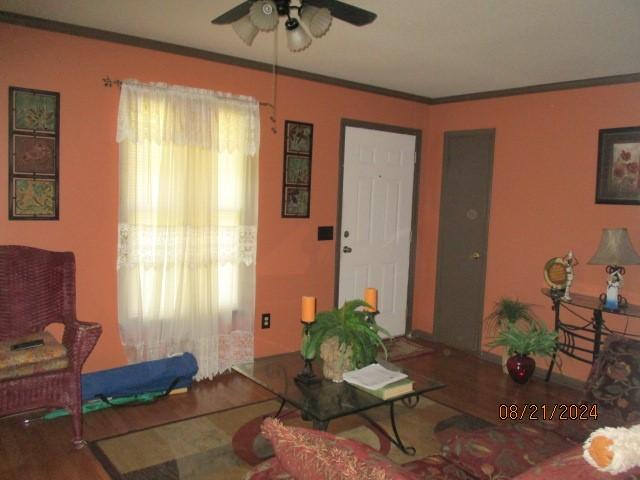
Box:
0;340;582;480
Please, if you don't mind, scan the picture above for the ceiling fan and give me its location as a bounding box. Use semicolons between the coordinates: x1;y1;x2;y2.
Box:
212;0;377;52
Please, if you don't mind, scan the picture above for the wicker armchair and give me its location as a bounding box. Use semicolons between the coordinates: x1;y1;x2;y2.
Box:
0;245;102;447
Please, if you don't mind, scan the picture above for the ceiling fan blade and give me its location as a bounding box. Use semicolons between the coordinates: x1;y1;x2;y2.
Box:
304;0;377;26
211;1;253;25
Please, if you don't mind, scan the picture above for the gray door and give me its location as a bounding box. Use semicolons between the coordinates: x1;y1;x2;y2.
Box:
434;129;495;352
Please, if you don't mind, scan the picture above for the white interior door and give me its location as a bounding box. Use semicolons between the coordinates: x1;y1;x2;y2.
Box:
338;126;417;336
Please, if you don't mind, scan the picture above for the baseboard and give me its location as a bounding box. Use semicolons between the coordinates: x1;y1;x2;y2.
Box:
480;351;583;390
408;329;436;341
409;329;582;390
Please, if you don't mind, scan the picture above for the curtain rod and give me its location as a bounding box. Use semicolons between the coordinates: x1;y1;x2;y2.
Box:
102;76;276;133
102;76;272;107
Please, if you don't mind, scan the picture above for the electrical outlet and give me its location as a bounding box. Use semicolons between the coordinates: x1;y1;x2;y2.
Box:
261;313;271;329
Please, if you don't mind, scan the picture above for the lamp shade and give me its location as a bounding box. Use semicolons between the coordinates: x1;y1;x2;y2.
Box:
588;228;640;265
232;15;259;46
286;19;312;52
249;0;279;31
300;5;332;38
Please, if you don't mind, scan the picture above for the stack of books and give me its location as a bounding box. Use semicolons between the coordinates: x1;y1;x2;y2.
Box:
343;363;414;400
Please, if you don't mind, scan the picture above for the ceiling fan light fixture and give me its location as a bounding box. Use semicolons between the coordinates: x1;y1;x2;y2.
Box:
249;0;279;31
300;5;332;38
285;18;312;52
232;15;259;45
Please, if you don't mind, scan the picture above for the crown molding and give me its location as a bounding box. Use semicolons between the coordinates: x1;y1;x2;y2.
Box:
431;73;640;104
0;11;432;105
2;10;639;105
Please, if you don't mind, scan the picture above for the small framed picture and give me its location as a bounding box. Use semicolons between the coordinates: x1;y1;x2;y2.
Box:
9;86;60;220
284;154;311;185
282;186;310;218
286;121;313;154
11;177;57;218
12;134;56;175
595;126;640;205
11;87;58;133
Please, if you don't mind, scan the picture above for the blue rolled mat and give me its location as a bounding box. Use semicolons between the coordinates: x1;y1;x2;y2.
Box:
81;352;198;402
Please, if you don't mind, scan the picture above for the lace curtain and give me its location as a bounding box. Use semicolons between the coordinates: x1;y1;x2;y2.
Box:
117;80;259;380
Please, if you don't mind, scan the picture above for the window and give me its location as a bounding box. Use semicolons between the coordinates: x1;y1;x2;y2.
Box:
116;81;259;379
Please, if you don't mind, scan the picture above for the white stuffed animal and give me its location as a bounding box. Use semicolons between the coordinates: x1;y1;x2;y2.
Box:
583;425;640;474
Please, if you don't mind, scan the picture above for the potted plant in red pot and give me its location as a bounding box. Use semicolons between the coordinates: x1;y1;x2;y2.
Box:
485;298;539;373
487;323;558;384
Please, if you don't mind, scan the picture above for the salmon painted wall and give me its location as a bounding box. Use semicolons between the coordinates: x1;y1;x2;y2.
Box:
0;23;426;372
413;83;640;380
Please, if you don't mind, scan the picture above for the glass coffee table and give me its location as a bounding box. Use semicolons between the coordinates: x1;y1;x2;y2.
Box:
233;352;445;455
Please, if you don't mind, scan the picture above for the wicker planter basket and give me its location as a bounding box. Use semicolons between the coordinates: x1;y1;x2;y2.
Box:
320;336;353;382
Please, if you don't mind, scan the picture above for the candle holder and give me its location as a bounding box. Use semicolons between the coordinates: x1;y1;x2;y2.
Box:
295;322;321;385
364;310;380;324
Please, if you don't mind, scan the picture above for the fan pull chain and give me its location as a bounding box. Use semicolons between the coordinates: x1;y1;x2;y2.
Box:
269;26;279;133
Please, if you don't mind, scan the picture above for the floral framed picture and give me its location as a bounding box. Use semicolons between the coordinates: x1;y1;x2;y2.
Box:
283;186;310;217
284;154;311;185
595;126;640;205
8;86;60;220
282;121;313;218
285;120;313;155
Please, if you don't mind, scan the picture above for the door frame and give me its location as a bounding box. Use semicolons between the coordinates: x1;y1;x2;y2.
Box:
433;128;495;352
335;118;422;335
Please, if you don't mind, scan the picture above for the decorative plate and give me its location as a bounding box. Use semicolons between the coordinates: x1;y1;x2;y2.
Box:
543;257;567;289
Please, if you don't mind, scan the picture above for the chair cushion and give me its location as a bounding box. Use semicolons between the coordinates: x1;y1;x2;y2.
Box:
441;423;572;480
0;331;68;381
583;335;640;428
260;417;421;480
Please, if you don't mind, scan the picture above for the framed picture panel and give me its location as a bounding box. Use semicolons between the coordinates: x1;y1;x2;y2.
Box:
595;126;640;205
282;120;313;218
8;86;60;219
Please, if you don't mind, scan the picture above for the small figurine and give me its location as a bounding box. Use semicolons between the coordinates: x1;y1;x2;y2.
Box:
561;250;578;301
602;267;624;310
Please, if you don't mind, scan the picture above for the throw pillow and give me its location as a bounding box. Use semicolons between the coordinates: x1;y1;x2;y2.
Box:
260;417;420;480
583;335;640;427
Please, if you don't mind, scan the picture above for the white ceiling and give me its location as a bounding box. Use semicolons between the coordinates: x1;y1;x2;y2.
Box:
2;0;640;99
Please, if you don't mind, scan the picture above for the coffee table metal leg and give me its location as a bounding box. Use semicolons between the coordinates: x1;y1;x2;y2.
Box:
358;401;416;456
389;402;416;455
265;397;287;419
312;419;329;431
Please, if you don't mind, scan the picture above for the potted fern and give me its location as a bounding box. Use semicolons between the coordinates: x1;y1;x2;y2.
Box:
306;299;389;382
487;323;558;384
486;298;539;373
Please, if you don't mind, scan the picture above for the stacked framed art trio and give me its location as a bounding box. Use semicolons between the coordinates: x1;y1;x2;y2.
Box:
8;87;60;220
282;120;313;218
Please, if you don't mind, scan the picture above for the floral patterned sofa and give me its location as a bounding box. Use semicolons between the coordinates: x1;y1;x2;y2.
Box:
246;334;640;479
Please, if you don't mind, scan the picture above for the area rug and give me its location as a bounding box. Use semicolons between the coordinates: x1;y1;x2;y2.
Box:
91;397;491;480
384;336;434;361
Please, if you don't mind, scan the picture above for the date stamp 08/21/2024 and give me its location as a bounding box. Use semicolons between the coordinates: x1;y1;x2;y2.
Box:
499;403;598;421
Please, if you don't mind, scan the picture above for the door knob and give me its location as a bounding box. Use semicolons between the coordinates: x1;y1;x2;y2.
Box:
343;246;352;253
471;252;481;260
